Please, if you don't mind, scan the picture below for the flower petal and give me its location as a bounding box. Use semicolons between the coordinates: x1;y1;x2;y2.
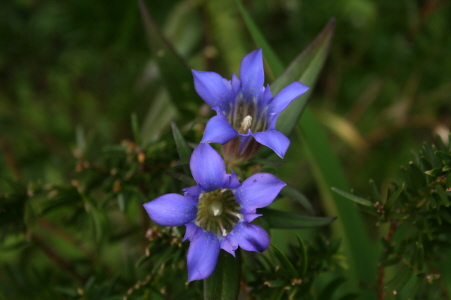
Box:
143;194;197;226
192;70;233;112
252;130;290;158
190;143;227;191
268;81;309;114
225;170;241;189
201;110;238;145
227;222;270;253
240;49;264;100
234;173;286;209
187;228;220;281
240;207;262;223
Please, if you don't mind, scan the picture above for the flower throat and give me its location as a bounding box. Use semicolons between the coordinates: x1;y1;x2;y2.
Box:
195;189;241;236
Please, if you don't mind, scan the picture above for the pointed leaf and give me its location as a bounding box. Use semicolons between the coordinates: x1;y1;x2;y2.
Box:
271;245;298;278
273;20;335;136
259;208;335;229
331;187;373;207
280;185;315;215
385;183;405;210
171;121;192;174
204;250;241;300
295;234;308;277
139;0;200;117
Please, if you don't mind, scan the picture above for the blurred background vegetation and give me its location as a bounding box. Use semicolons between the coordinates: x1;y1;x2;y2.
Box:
1;0;450;299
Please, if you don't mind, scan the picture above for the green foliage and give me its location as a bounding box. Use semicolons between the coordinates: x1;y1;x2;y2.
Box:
334;134;451;298
1;0;450;299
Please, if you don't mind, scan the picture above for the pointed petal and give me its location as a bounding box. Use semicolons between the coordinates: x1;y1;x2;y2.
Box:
240;207;262;222
183;222;200;242
201;110;238;145
228;222;270;252
143;194;197;226
220;237;237;257
192;70;233;112
258;84;274;112
231;73;241;96
252;130;290;158
183;185;202;200
267;81;309;114
187;229;220;281
190;144;227;191
240;49;264;100
225;170;241;189
234;173;286;209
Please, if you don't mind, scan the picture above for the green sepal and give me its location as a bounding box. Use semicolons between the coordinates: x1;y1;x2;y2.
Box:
204;250;241;300
259;208;335;229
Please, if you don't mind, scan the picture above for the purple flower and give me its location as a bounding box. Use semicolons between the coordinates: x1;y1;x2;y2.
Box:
192;48;309;164
143;143;286;281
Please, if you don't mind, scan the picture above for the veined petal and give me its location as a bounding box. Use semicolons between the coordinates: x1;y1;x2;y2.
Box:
227;222;270;253
268;81;309;114
253;130;290;158
234;173;286;209
201;111;238;145
192;70;233;112
240;49;264;100
187;229;220;281
190;143;227;192
143;194;197;226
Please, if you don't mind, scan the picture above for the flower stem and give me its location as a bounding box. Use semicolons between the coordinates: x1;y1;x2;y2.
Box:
204;250;241;300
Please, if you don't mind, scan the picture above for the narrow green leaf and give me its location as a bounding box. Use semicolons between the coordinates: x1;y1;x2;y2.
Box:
295;234;308;277
273;19;336;136
204;250;241;300
384;183;405;209
259;208;335;229
271;245;298;278
165;171;196;186
331;187;373;207
280;185;315;215
171;121;192;174
385;264;414;293
369;179;381;202
317;278;347;300
435;184;450;207
235;0;284;77
139;0;200;117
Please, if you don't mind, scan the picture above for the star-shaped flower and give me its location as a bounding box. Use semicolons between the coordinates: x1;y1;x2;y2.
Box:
192;48;309;164
143;143;286;281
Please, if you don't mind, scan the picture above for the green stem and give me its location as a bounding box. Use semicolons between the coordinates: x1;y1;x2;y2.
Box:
204;250;241;300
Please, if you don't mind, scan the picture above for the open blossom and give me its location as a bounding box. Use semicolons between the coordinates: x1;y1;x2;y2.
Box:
143;143;285;281
192;48;309;164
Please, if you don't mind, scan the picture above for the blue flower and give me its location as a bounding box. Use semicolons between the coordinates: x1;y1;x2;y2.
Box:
143;143;286;281
192;48;309;164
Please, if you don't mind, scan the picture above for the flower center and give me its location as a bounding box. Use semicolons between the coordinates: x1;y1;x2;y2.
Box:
195;189;242;236
238;115;252;134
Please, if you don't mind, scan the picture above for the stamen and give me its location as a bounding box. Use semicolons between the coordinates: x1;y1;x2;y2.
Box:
240;115;252;133
225;209;242;220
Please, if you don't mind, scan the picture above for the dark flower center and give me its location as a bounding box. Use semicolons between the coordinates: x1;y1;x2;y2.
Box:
227;93;268;134
195;189;241;236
